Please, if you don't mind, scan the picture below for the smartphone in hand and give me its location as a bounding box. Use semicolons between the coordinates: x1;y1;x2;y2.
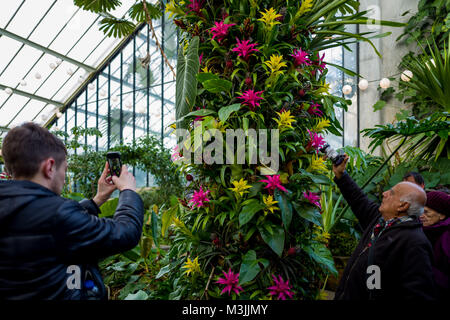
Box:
106;152;122;177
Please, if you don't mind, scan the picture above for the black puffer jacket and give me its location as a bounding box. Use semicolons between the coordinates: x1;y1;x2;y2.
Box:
0;180;144;300
334;172;436;300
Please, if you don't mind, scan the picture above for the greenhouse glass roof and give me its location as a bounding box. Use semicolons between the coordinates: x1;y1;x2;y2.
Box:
0;0;139;136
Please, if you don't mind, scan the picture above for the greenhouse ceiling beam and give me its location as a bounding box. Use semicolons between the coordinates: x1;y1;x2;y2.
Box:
0;28;96;73
0;83;63;107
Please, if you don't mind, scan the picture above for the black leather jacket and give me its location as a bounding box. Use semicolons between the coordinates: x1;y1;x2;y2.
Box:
0;180;144;300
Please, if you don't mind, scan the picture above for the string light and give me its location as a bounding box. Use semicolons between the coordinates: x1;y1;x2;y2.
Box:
19;80;27;86
125;101;133;109
56;112;62;118
56;59;63;66
379;78;390;89
34;72;42;79
88;83;95;90
401;70;413;82
342;85;352;95
99;89;106;97
67;68;74;76
4;88;13;95
358;79;369;90
49;62;57;70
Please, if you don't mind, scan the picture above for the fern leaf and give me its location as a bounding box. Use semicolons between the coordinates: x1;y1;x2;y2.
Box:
128;1;163;22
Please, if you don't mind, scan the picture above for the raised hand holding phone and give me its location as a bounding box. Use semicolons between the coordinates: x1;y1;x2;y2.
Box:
111;165;136;192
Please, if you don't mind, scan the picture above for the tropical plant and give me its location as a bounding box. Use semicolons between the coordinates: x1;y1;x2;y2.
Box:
155;0;402;300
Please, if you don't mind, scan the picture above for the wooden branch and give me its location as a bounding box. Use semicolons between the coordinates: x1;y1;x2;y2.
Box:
201;266;215;300
142;0;176;78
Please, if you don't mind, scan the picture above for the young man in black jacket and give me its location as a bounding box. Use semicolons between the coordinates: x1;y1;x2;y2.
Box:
333;155;436;300
0;123;144;300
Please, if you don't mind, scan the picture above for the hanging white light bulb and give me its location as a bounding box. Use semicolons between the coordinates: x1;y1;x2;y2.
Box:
138;106;146;114
88;83;95;90
49;62;57;70
41;114;48;122
358;79;369;90
125;101;133;110
342;85;352;95
56;111;63;118
99;89;106;97
34;72;42;79
401;70;413;82
78;75;85;83
56;59;63;66
379;78;390;89
67;68;74;76
112;95;119;103
19;79;27;87
4;87;13;95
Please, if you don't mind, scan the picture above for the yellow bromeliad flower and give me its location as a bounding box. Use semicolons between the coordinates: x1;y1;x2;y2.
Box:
315;81;331;95
313;118;330;133
308;153;327;174
258;8;282;30
229;178;252;197
264;54;287;77
182;257;201;276
274;110;296;131
263;195;279;215
165;0;185;19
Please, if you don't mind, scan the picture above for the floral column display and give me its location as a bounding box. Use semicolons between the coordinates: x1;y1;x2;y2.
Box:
161;0;398;300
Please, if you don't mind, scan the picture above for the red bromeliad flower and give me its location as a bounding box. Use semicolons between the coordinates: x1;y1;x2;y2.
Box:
259;175;287;193
291;48;311;67
209;20;235;43
307;102;323;117
307;129;326;151
216;269;243;296
189;186;210;208
237;89;264;110
267;275;295;300
303;191;321;209
232;38;259;60
199;52;203;65
187;0;204;14
314;52;326;73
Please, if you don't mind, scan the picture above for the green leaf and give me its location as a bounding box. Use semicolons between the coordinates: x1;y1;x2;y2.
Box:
124;290;149;300
218;104;242;122
99;198;119;217
258;224;285;257
128;2;162;22
275;190;293;229
239;200;265;226
176;108;217;123
239;250;261;285
202;79;233;93
151;209;159;247
293;203;322;226
176;36;199;129
99;17;136;38
304;242;338;277
74;0;122;13
373;100;387;112
197;73;219;83
161;206;177;237
155;264;171;279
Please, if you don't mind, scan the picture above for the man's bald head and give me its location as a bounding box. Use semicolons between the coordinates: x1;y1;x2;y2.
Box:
379;181;427;219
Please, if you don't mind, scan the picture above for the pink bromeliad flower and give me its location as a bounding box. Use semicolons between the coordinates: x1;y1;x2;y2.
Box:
303;191;321;209
209;20;235;43
237;89;264;111
171;145;181;162
189;186;210;208
259;175;287;193
307;102;323;117
307;129;326;151
199;52;203;65
291;48;312;67
216;269;243;296
187;0;204;14
232;38;259;60
267;275;295;300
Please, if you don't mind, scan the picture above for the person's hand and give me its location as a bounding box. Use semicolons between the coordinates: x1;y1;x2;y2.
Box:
111;165;136;192
93;162;117;207
332;154;349;180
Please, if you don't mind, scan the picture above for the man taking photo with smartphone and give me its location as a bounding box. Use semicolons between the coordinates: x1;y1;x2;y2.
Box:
331;153;436;300
0;122;144;300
